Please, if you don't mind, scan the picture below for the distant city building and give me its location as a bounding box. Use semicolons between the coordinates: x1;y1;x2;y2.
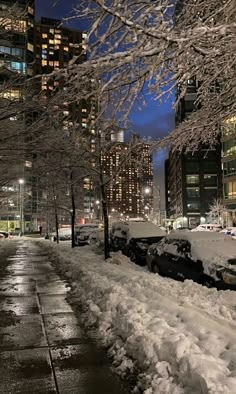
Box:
110;128;124;143
166;78;222;229
33;17;99;223
101;141;153;218
0;0;35;231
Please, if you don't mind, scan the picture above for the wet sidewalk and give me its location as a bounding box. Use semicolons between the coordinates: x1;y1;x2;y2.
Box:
0;240;130;394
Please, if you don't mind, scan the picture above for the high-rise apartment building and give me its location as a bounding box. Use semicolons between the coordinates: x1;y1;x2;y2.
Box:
166;79;222;229
0;0;35;232
33;18;98;224
101;141;153;218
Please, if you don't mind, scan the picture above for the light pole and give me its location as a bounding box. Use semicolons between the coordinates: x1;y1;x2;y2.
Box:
95;200;100;220
19;179;24;235
144;187;151;219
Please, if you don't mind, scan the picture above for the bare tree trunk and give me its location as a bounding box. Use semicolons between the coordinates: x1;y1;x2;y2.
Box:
101;182;110;259
70;171;76;248
52;183;59;244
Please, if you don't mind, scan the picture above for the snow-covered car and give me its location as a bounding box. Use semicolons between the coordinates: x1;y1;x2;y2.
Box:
110;221;166;265
191;224;223;232
146;231;236;289
75;224;99;246
50;227;72;241
220;227;236;237
88;228;106;249
0;230;9;238
0;233;5;239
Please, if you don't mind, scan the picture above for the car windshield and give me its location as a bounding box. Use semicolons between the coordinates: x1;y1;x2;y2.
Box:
77;226;98;234
134;236;163;245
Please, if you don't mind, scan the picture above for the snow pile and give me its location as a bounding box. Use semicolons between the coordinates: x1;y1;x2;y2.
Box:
37;241;236;394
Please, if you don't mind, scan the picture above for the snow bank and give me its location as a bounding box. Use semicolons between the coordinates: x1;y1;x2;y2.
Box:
37;240;236;394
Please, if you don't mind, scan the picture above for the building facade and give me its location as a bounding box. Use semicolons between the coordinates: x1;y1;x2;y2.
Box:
222;117;236;225
166;78;222;229
0;0;35;232
101;142;153;218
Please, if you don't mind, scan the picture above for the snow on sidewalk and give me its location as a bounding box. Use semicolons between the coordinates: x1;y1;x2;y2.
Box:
37;241;236;394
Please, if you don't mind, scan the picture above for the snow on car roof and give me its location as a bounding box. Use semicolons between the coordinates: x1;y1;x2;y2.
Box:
127;222;166;238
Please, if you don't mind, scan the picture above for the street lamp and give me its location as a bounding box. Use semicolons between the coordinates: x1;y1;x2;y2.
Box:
19;179;24;235
95;200;100;220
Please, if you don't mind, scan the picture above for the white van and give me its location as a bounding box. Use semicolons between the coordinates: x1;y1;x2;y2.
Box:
191;224;223;232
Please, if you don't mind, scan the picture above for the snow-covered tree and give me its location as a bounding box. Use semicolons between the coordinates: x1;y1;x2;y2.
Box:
55;0;236;150
208;198;227;224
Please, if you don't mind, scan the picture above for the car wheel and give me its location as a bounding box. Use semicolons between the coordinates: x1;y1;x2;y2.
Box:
129;250;137;263
152;262;160;274
199;275;215;288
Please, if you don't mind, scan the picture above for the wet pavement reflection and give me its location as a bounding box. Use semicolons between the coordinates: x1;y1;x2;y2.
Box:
0;241;131;393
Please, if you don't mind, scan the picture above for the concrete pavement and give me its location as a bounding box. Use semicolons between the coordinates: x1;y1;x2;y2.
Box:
0;240;131;394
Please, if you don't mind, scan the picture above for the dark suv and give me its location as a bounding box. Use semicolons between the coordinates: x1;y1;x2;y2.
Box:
110;221;166;265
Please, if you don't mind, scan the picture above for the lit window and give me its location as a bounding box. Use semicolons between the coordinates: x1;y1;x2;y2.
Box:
42;33;48;39
27;42;34;52
1;89;21;100
28;6;34;15
50;29;54;34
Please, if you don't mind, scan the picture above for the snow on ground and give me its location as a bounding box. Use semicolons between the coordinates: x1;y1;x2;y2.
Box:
36;240;236;394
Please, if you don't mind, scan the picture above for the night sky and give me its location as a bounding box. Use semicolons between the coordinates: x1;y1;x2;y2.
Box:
36;0;174;201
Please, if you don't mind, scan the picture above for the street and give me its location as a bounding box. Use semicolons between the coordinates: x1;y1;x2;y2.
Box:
0;240;131;394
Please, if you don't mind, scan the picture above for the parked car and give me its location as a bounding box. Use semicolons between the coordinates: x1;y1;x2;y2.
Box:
0;233;5;239
75;224;100;246
110;221;166;265
220;227;236;237
0;230;9;238
88;228;107;249
146;231;236;289
191;224;223;232
50;227;72;241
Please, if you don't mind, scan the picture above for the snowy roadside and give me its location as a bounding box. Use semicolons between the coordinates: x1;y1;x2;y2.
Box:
36;240;236;394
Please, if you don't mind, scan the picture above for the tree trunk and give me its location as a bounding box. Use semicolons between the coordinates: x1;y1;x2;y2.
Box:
70;171;76;248
100;178;110;259
52;184;59;243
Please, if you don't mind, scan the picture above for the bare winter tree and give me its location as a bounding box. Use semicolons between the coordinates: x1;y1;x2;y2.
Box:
53;0;236;150
208;198;227;224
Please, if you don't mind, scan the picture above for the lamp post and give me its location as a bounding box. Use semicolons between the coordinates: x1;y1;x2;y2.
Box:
144;187;151;220
95;200;100;220
19;179;24;235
